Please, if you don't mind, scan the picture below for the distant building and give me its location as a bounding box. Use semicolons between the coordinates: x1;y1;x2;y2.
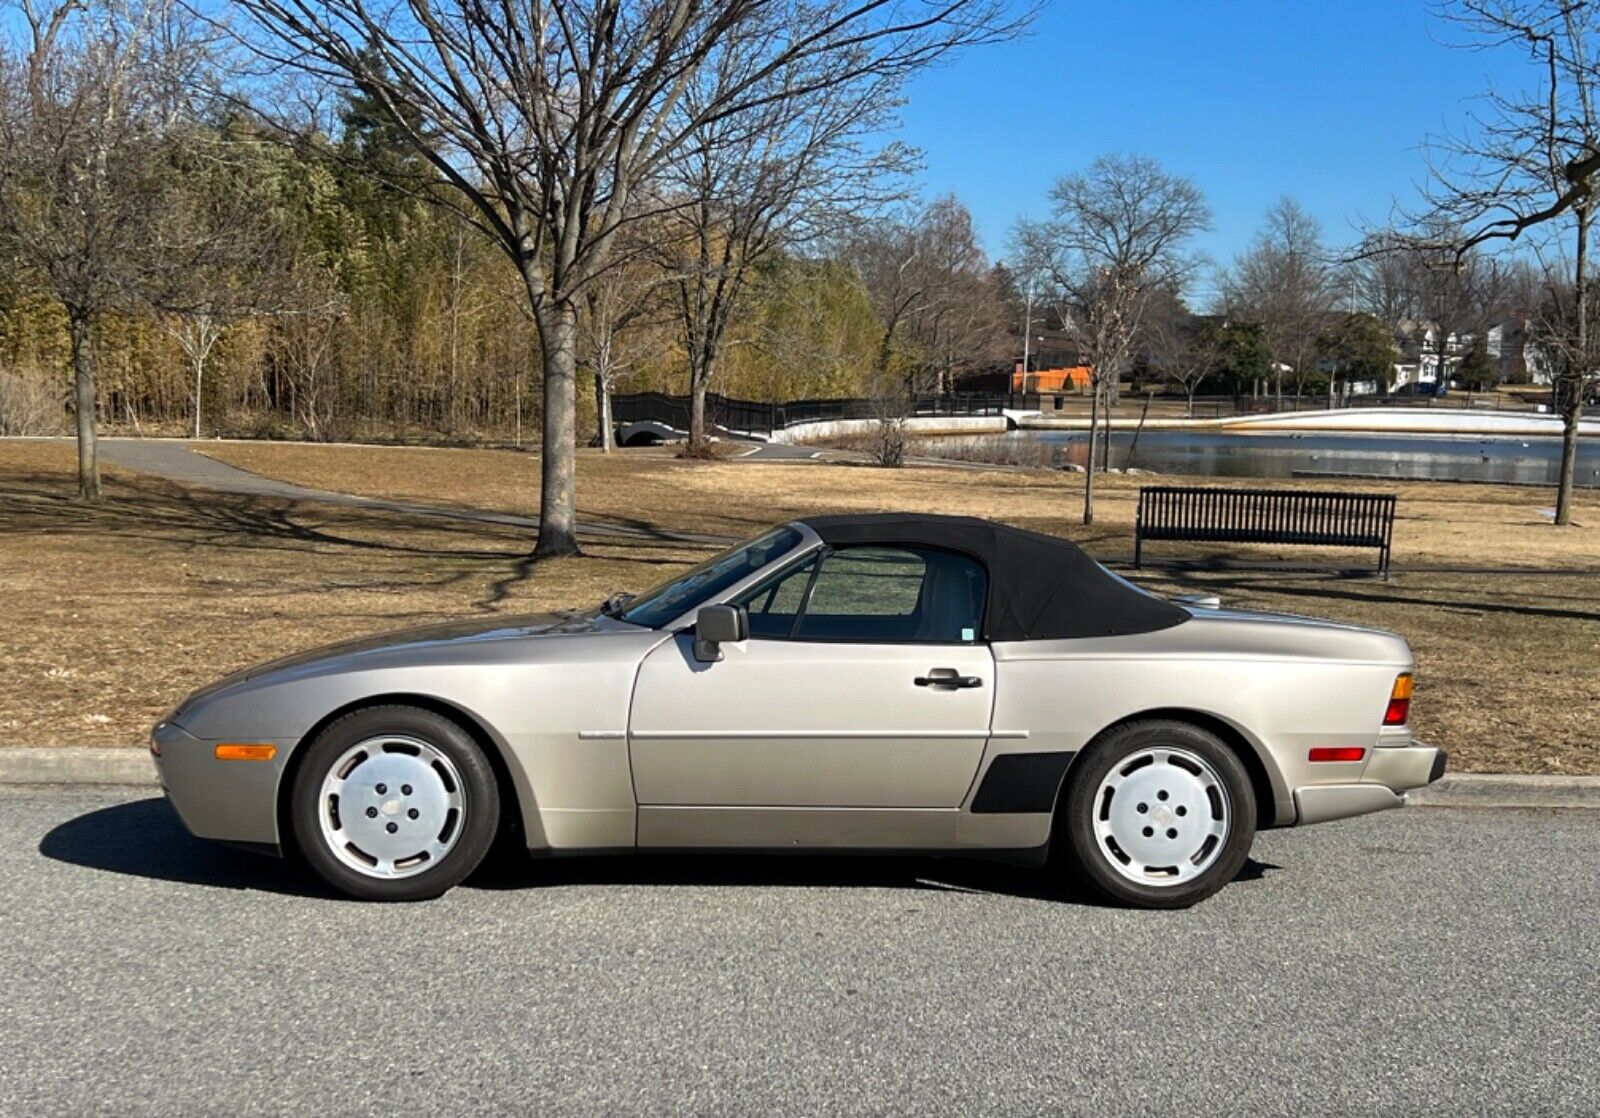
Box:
1012;363;1091;393
1393;319;1553;389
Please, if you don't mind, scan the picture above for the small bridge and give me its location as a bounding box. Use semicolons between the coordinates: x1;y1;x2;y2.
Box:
610;391;1040;445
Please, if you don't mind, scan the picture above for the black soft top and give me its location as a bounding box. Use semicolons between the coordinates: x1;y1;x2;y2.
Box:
797;513;1189;641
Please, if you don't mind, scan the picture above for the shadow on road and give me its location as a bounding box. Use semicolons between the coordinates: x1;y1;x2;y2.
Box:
38;797;328;897
39;797;1280;905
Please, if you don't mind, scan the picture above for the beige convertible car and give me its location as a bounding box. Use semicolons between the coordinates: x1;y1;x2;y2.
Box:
152;513;1444;908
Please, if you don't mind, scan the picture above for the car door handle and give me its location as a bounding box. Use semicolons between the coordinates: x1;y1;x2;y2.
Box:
915;668;983;689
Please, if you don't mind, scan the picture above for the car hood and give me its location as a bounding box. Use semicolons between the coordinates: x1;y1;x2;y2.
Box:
169;610;644;721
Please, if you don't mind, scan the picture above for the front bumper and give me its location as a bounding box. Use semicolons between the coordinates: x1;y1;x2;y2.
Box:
151;720;289;850
1294;742;1447;826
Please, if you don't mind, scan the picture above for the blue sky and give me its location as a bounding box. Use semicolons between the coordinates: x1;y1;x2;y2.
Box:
895;0;1530;304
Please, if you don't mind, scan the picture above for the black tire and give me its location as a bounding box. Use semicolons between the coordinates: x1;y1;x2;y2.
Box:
290;705;501;901
1057;720;1256;909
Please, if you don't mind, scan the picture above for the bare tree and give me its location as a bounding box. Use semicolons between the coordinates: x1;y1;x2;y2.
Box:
1348;248;1417;327
1221;197;1337;405
1145;296;1223;417
1015;154;1211;524
903;215;1009;394
231;0;1024;556
160;135;305;438
0;0;210;498
1397;0;1600;524
579;231;672;452
661;24;917;454
847;195;988;391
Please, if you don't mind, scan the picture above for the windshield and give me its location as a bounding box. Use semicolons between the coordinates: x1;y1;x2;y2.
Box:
618;526;805;629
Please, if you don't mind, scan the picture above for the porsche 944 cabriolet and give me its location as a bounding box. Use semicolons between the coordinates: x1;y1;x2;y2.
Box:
152;513;1444;908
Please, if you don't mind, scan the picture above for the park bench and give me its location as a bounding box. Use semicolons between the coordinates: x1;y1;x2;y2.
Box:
1134;486;1397;577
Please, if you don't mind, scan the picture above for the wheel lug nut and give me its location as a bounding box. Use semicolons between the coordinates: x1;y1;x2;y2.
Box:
365;807;378;818
1166;828;1178;839
376;783;387;795
1176;806;1187;816
408;808;419;820
1142;826;1153;837
1157;790;1169;801
401;784;413;796
1136;803;1147;813
386;822;398;834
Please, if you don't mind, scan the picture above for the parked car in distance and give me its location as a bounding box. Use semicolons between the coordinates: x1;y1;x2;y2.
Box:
152;514;1445;908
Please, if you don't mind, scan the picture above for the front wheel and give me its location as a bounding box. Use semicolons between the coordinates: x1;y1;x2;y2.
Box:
1058;720;1256;909
290;705;500;901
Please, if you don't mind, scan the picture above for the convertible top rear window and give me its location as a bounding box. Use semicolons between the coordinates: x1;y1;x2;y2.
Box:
619;527;803;629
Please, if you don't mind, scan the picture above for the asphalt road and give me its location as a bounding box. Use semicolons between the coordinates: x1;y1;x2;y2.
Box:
3;789;1596;1116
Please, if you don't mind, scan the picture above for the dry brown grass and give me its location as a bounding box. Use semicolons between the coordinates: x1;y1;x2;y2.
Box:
0;442;701;746
3;439;1597;774
203;439;1600;567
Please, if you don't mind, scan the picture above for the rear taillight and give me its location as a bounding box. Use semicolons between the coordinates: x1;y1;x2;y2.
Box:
1383;673;1413;726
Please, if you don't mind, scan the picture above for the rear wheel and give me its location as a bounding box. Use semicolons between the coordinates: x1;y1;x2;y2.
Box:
290;705;500;901
1058;720;1256;909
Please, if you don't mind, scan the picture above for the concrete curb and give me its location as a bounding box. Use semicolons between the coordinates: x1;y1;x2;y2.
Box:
1406;773;1600;810
0;748;157;787
2;749;1598;810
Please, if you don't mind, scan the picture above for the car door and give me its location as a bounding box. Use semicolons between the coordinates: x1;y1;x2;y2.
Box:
628;544;995;813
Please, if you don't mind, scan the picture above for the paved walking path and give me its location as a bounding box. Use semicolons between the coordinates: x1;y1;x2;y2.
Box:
90;438;738;546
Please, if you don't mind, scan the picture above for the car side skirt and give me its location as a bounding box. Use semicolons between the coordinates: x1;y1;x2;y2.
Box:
636;805;1053;850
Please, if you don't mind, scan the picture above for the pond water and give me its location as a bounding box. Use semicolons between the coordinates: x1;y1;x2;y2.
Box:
929;428;1600;488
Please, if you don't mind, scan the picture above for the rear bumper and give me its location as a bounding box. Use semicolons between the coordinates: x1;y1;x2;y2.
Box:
151;720;288;850
1293;743;1446;826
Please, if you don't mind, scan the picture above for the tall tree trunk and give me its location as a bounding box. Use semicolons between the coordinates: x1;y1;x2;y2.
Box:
594;366;614;453
535;300;581;558
689;358;707;452
688;350;716;453
1556;205;1588;526
193;353;205;439
1083;378;1099;525
69;311;100;502
1099;376;1112;473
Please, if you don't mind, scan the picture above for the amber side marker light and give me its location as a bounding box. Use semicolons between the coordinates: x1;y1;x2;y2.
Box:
1309;747;1367;763
1383;673;1414;727
215;743;277;762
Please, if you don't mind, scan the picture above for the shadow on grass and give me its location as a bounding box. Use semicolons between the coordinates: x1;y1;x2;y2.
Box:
1150;565;1600;623
37;796;1280;907
0;468;713;608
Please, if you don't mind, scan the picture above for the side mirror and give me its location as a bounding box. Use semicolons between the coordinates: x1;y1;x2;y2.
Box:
692;604;748;663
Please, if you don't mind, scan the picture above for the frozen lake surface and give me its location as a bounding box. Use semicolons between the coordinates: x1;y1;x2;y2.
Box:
934;428;1600;487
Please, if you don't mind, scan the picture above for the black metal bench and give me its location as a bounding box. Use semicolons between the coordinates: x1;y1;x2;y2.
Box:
1135;486;1397;576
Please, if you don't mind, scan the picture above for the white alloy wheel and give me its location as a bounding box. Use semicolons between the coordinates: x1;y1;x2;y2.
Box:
1090;746;1230;886
317;735;467;880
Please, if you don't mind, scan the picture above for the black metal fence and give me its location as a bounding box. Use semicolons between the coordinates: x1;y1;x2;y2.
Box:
611;391;1042;437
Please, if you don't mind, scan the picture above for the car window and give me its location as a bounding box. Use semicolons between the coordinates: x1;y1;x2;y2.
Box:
619;527;802;629
733;553;819;638
788;545;986;644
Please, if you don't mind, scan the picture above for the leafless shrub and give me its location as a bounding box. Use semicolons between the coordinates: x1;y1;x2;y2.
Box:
868;375;910;467
0;367;62;435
